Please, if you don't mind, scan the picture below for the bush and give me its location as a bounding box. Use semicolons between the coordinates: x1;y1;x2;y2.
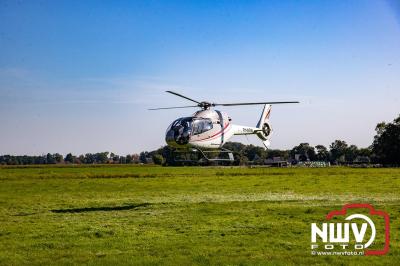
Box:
152;154;164;165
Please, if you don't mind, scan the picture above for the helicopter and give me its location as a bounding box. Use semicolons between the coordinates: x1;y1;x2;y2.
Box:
149;91;299;162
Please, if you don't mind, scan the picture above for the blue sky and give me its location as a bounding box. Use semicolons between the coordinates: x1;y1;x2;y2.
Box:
1;0;399;155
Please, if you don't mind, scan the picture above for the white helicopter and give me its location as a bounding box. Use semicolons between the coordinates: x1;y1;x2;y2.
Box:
149;91;299;162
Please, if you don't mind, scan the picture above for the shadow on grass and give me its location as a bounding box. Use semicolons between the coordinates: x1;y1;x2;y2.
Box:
51;203;150;213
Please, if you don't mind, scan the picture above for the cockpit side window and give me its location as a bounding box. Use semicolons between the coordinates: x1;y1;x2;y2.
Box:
192;118;213;135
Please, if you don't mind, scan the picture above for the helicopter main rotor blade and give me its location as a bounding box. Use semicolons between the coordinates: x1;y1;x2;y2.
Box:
214;101;299;106
166;90;200;104
148;105;199;110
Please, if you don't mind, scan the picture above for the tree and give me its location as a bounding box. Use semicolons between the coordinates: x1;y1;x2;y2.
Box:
78;155;85;164
96;152;109;164
315;145;329;161
266;149;290;160
112;154;120;163
65;153;74;163
243;145;266;162
344;145;358;163
34;155;46;164
139;152;149;164
357;148;372;157
54;153;63;163
126;154;133;164
119;156;126;164
224;142;247;154
152;154;164;165
46;153;56;164
329;140;348;164
290;143;316;161
84;153;95;164
372;114;400;165
109;152;115;163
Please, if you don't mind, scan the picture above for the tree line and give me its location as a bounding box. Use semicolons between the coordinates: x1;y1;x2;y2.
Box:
0;152;141;166
1;114;399;166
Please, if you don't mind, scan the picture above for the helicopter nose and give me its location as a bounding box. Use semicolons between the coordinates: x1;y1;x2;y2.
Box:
165;129;176;146
165;128;190;147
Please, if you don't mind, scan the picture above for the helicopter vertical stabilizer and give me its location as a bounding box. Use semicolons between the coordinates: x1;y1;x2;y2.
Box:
256;104;273;148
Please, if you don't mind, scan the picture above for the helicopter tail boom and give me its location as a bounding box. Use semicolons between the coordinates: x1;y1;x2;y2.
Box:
231;104;273;149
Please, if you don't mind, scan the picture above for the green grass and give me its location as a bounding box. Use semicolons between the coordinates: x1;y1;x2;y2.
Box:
0;165;399;265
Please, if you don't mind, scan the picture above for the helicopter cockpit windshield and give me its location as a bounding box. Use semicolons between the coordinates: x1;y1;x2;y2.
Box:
166;117;193;145
166;117;214;146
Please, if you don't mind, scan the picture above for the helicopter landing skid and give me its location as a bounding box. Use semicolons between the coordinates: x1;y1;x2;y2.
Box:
172;147;234;164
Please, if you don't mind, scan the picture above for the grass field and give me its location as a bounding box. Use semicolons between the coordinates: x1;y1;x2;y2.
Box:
0;165;399;265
